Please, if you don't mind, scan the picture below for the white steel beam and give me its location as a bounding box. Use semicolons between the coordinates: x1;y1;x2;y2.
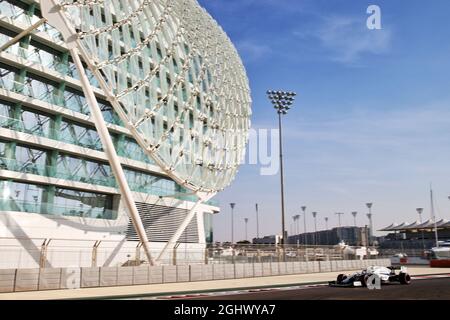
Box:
0;18;46;52
155;192;215;263
70;46;154;265
40;1;154;265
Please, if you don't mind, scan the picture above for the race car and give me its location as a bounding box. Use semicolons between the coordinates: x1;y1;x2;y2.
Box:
329;265;412;287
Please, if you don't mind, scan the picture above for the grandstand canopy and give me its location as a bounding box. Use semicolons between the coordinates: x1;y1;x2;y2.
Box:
379;219;450;232
379;223;399;231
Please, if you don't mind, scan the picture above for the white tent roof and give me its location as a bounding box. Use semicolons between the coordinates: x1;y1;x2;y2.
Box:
379;218;450;232
402;221;422;230
390;222;410;231
442;220;450;228
436;219;449;227
414;219;436;229
379;223;399;231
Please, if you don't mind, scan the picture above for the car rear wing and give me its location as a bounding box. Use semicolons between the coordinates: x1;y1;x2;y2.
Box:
388;266;408;272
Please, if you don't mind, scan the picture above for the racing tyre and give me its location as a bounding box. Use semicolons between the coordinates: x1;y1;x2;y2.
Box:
399;272;411;285
362;274;370;287
337;274;347;283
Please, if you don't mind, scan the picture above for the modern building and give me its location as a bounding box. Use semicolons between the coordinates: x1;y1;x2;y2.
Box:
287;226;371;246
0;0;251;268
252;235;282;245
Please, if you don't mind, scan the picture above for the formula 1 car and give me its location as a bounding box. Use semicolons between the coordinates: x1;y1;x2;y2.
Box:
328;266;412;287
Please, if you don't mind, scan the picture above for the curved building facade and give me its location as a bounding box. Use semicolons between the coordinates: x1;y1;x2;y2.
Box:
0;0;251;268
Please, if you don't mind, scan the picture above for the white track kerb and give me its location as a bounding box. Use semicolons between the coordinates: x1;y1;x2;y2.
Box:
40;0;252;263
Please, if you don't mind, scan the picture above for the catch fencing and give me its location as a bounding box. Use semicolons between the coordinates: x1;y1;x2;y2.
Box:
0;237;383;269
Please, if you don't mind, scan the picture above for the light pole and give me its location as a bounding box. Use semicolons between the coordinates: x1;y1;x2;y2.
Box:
267;90;296;246
294;214;300;234
288;216;295;237
324;217;329;245
301;205;307;245
352;211;358;227
255;203;260;239
366;203;374;245
335;212;344;241
416;207;425;250
294;214;300;245
230;203;235;244
430;187;439;248
312;212;318;245
292;215;297;235
244;218;249;241
416;207;423;223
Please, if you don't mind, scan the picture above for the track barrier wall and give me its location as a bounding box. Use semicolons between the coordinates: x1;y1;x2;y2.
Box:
0;259;391;293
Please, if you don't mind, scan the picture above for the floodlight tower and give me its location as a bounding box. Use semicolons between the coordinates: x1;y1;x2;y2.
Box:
294;214;300;244
352;211;358;227
244;218;249;241
266;90;296;245
292;215;297;235
312;212;318;245
294;214;301;235
301;206;307;245
230;203;236;244
255;203;260;239
416;208;425;250
335;212;344;240
416;208;423;223
366;203;374;245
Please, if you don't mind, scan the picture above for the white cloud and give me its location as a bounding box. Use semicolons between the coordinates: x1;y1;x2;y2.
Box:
236;40;272;61
294;15;392;64
287;102;450;148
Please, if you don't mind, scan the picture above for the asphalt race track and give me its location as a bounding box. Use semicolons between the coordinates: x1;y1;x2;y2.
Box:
174;277;450;300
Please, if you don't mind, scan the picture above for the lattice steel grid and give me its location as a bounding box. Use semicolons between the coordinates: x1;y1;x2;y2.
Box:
54;0;252;193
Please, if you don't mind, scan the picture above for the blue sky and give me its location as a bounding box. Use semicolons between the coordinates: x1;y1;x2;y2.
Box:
198;0;450;241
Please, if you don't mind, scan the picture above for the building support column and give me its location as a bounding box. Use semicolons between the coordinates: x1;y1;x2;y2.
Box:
69;46;154;265
155;193;214;263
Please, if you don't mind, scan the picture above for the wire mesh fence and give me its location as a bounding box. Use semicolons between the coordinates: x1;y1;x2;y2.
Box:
0;238;394;269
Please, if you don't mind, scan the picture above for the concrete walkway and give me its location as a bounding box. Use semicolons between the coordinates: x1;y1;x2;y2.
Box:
0;267;448;300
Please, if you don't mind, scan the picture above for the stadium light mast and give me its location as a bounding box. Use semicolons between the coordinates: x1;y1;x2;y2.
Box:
430;186;439;248
335;212;344;241
324;217;329;245
244;218;249;241
416;208;425;250
267;90;296;246
366;203;374;245
292;215;297;235
416;207;423;223
301;206;307;245
255;203;260;239
352;211;358;227
230;203;236;244
294;214;300;235
295;214;301;245
312;212;318;245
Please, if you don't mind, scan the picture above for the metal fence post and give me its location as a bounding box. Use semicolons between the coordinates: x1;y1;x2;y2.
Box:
173;243;181;265
91;240;101;267
39;238;51;268
135;242;143;266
